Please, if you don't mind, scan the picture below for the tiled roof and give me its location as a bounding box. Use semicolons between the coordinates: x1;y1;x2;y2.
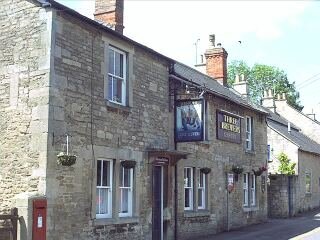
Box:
173;62;268;114
267;119;320;155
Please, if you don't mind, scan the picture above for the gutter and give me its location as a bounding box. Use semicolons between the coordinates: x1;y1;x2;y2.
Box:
169;73;268;115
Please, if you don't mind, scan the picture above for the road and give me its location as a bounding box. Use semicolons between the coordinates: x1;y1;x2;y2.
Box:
201;209;320;240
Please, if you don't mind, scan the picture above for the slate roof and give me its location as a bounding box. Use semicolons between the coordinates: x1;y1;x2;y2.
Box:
267;111;300;131
267;114;320;156
173;62;268;114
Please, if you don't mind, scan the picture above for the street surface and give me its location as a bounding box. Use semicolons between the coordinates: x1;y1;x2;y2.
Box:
201;209;320;240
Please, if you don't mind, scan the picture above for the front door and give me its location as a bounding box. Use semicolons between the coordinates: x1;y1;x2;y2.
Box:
152;165;164;240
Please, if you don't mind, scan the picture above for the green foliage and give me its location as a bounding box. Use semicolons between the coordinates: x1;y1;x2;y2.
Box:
277;152;296;175
227;60;303;111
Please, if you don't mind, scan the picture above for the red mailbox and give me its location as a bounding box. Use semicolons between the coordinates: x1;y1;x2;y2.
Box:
32;199;47;240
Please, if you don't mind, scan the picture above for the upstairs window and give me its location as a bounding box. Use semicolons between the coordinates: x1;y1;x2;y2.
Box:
107;46;127;105
246;116;253;151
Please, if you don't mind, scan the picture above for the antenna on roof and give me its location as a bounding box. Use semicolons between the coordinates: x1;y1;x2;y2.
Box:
194;38;200;64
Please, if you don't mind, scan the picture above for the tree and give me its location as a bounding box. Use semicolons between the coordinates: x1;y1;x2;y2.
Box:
277;152;296;175
227;60;303;111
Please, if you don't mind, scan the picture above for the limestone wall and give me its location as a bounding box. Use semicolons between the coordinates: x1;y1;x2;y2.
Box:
176;96;268;239
46;10;170;239
0;0;51;212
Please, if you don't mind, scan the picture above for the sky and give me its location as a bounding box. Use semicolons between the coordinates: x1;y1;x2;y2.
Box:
57;0;320;116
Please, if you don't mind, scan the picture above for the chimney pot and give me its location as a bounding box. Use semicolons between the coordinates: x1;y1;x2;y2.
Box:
209;34;215;47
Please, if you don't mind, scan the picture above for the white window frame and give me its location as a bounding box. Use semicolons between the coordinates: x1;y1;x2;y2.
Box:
243;173;249;207
246;116;253;151
184;167;194;210
119;166;133;217
107;46;127;105
197;169;206;209
250;174;256;206
96;160;113;219
306;172;312;194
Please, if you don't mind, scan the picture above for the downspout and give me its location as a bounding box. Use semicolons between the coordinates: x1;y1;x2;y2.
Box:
171;63;178;240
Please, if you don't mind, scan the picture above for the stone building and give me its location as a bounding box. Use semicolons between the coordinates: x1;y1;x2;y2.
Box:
0;0;268;239
262;92;320;217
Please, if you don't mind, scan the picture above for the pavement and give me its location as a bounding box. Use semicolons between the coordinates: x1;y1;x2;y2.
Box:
200;209;320;240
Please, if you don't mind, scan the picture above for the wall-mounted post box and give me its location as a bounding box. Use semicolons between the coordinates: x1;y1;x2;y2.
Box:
32;199;47;240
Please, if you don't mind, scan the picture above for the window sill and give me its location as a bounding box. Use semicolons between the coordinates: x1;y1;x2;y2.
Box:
94;216;139;226
198;140;210;147
184;210;210;218
243;206;259;212
245;150;256;155
106;100;132;113
305;192;312;196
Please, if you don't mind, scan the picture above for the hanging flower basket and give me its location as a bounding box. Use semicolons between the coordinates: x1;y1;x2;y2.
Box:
232;165;243;175
252;166;267;176
57;152;77;166
200;167;211;174
121;160;136;169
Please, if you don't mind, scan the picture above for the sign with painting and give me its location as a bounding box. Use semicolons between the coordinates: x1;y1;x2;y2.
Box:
216;110;241;144
175;99;204;142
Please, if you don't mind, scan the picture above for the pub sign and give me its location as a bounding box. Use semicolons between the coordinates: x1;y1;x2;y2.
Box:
175;99;204;142
216;110;241;144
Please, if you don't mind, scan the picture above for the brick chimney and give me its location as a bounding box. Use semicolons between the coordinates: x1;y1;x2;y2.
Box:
204;34;228;86
94;0;124;34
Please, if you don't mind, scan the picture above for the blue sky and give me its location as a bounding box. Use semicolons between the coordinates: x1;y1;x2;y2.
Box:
57;0;320;115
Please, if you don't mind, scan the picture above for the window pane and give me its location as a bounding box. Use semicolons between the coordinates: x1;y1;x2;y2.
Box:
96;189;100;214
108;76;113;101
198;189;203;207
113;77;123;103
120;189;129;213
115;52;124;77
97;160;101;186
185;189;190;208
109;49;114;75
120;167;131;187
102;161;110;186
99;188;109;214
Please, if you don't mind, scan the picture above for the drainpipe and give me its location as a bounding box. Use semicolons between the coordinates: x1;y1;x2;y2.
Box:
173;78;178;240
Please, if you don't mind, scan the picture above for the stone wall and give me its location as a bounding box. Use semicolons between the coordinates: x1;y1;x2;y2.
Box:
268;174;298;218
0;0;51;229
176;95;268;239
46;9;171;239
297;151;320;212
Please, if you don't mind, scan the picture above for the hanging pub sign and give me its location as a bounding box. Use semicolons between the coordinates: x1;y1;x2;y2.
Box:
216;110;241;144
175;99;204;142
